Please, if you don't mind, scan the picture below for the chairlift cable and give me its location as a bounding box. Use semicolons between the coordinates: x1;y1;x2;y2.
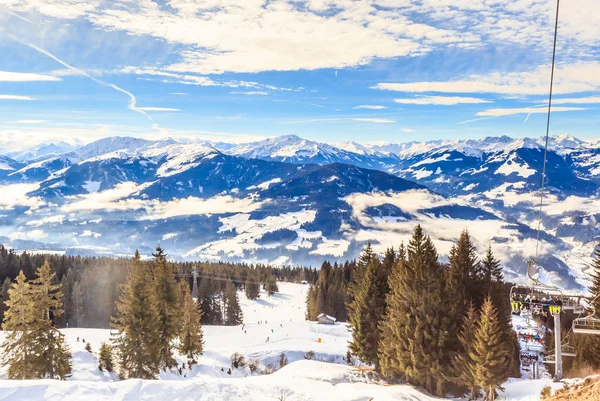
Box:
535;0;560;261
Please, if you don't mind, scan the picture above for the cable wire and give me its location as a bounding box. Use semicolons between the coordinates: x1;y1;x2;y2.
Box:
535;0;560;260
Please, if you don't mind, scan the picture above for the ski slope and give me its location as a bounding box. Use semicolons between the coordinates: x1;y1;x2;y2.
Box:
0;282;555;400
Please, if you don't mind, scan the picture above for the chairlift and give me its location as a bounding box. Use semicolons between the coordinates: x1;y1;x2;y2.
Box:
572;294;600;336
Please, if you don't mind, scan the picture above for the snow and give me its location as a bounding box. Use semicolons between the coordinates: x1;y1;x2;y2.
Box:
83;180;102;193
246;178;282;191
494;154;536;178
412;168;434;179
187;210;316;258
0;282;567;401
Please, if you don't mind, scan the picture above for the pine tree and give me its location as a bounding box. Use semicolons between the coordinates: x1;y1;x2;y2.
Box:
469;297;511;401
29;260;72;379
224;279;243;325
265;276;278;296
349;243;375;299
1;272;38;379
0;276;12;323
481;244;503;285
151;247;182;369
98;343;114;372
453;305;480;399
348;256;388;371
379;225;452;396
112;251;160;379
572;246;600;369
245;270;260;300
178;280;204;363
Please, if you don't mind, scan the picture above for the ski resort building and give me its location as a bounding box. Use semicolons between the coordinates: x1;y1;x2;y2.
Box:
317;313;336;325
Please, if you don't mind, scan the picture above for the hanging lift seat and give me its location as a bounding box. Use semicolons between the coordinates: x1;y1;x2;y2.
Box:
572;317;600;335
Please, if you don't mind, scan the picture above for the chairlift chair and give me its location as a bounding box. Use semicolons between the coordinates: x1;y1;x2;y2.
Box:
572;294;600;336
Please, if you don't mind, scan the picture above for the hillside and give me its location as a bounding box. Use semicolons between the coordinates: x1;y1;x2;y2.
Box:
0;134;598;289
0;282;554;401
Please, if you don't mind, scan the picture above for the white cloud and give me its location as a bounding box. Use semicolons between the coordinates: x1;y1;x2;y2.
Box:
548;96;600;105
402;128;416;133
229;91;269;96
9;229;48;241
5;119;47;124
137;107;180;112
0;95;35;100
170;92;187;95
61;182;264;219
0;71;60;82
394;95;491;105
374;62;600;96
0;183;45;211
476;106;588;117
353;105;387;110
353;118;396;124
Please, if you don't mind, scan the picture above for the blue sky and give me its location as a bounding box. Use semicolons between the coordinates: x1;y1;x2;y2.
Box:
0;0;599;149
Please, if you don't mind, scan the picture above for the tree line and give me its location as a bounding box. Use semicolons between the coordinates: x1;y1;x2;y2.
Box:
0;246;286;380
307;225;520;399
0;245;291;328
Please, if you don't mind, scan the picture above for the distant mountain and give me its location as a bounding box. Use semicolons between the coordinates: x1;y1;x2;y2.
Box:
1;134;598;290
223;134;400;170
0;155;25;180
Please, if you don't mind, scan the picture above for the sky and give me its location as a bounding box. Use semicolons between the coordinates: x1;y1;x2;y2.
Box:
0;0;599;149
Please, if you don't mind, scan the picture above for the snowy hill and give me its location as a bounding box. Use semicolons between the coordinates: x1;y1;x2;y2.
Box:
0;282;550;401
0;134;598;288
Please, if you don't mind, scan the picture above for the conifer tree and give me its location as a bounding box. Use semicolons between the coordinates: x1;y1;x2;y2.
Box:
151;247;182;369
469;297;511;401
265;276;279;296
98;343;114;372
178;280;204;363
245;270;260;300
1;272;38;379
348;257;388;370
349;243;375;299
29;260;72;379
573;246;600;369
481;244;503;285
453;305;480;399
224;279;243;325
112;251;160;379
0;276;12;323
379;225;452;396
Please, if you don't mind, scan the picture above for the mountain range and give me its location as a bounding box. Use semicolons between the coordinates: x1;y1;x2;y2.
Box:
1;134;599;290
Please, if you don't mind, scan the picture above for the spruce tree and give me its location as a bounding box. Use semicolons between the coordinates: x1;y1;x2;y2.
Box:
178;280;204;363
98;343;114;372
265;276;279;296
348;257;388;370
0;276;12;323
151;247;182;369
112;251;161;379
349;243;375;299
245;270;260;300
29;260;72;379
379;225;452;396
224;279;243;325
1;272;38;379
481;244;503;285
453;305;479;399
573;246;600;369
469;297;511;401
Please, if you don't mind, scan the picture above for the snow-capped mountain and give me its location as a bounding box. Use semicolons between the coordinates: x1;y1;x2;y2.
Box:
223;135;400;170
0;134;598;290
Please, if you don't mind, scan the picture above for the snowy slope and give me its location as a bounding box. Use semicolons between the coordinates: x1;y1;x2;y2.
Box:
0;283;556;401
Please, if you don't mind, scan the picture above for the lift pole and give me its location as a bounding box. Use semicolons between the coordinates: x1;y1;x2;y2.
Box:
553;310;563;380
192;266;199;299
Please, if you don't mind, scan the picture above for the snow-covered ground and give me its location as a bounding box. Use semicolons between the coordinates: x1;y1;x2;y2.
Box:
0;282;558;400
